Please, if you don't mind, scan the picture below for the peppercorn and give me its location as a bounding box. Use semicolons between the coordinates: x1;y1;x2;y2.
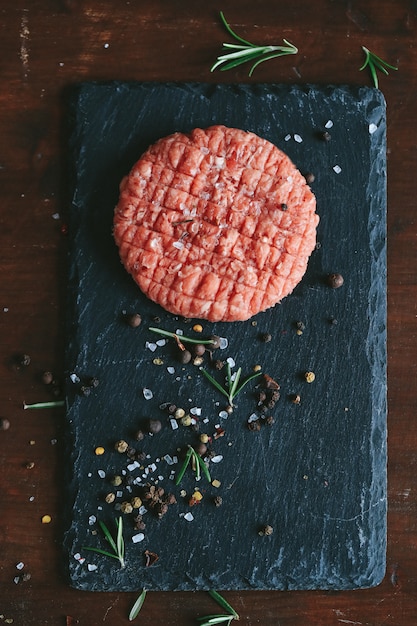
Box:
248;419;261;431
120;501;133;514
0;418;10;430
86;376;99;389
180;414;192;427
321;130;331;142
25;461;35;469
126;312;142;328
134;518;146;531
265;415;275;426
19;354;31;367
105;493;115;504
114;440;129;453
214;359;224;370
165;493;177;505
174;408;185;419
200;433;209;444
305;371;316;383
126;446;137;459
258;524;274;536
259;332;272;343
131;496;142;509
178;349;192;364
155;502;169;518
213;496;223;507
295;320;305;332
95;446;105;456
292;394;301;405
79;385;91;397
305;172;315;184
208;335;221;350
42;371;54;385
191;343;206;357
327;273;344;288
195;442;207;456
111;475;123;486
135;429;144;441
148;419;162;434
281;203;288;211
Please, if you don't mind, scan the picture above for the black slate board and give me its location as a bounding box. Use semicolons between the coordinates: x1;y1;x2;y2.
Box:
63;82;387;592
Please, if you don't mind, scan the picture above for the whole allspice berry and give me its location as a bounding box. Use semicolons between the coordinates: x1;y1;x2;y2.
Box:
148;419;162;434
327;273;344;289
126;313;142;328
259;524;274;536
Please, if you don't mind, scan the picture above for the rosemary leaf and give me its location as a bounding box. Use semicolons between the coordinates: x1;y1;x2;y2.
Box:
82;547;121;561
116;517;125;566
129;589;147;621
208;590;240;619
99;520;118;554
228;365;242;400
23;400;65;410
195;450;212;483
175;446;193;485
218;10;253;47
200;368;230;400
234;370;262;396
198;617;234;625
359;46;398;88
149;327;217;346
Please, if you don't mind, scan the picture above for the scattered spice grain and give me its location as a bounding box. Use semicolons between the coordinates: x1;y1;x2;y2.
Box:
327;273;344;288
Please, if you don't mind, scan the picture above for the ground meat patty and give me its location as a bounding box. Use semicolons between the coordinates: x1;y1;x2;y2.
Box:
114;125;319;322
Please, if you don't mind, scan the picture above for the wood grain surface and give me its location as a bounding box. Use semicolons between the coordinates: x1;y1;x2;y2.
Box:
0;1;415;624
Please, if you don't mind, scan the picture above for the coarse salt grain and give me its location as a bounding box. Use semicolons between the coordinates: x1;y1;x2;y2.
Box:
145;342;157;352
190;407;202;416
183;512;194;522
226;357;236;368
333;165;342;174
16;562;24;570
211;454;223;464
167;366;175;374
218;410;229;419
170;418;179;430
70;373;80;384
88;515;96;525
248;413;258;423
143;388;153;400
219;337;228;349
325;120;334;129
284;133;291;141
97;469;106;478
132;533;145;543
156;339;167;346
293;134;303;143
369;123;378;134
88;563;98;571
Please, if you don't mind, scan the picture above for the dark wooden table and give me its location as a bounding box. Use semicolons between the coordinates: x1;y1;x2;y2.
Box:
1;1;415;624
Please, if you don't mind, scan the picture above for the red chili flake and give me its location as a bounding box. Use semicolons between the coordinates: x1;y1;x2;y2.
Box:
144;550;159;567
61;223;68;235
213;427;225;439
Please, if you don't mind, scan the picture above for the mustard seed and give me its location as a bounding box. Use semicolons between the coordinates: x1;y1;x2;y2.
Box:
115;440;129;453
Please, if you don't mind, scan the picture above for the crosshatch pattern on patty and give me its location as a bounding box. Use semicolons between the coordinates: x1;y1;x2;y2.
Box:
113;125;319;322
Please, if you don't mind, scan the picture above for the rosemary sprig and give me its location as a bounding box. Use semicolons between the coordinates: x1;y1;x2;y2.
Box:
23;400;65;409
211;11;297;76
200;361;261;408
176;444;211;485
149;327;219;347
129;589;147;621
359;46;398;88
83;517;125;568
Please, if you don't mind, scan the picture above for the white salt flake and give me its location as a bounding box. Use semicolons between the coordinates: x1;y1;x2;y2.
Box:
369;123;378;134
74;553;81;561
88;563;98;571
190;407;202;416
164;454;175;465
127;461;139;471
16;562;24;570
145;341;157;352
284;133;291;141
333;165;342;174
132;533;145;543
173;240;184;249
248;413;258;423
293;134;303;143
116;490;123;498
184;512;194;522
156;338;167;347
167;366;175;374
325;120;334;129
143;388;153;400
211;454;224;464
70;372;80;384
52;212;60;220
97;470;106;479
88;515;96;525
170;418;179;430
219;337;229;350
218;410;229;419
226;357;236;368
176;329;184;336
14;576;20;584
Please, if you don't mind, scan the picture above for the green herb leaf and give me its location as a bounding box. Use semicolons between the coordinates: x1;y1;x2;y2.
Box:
195;450;212;483
83;517;125;568
200;363;261;407
359;46;398;88
149;327;218;346
175;446;193;485
129;589;147;621
211;11;297;75
23;400;65;410
208;590;240;619
197;617;234;626
200;368;231;401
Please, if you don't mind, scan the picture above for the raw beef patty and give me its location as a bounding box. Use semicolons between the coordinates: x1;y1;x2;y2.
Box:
113;125;319;322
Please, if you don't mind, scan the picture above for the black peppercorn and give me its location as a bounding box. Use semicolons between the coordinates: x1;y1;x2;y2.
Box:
148;419;162;434
327;273;344;288
126;313;142;328
208;335;221;350
191;343;206;357
178;349;192;364
321;130;331;142
259;332;272;343
42;371;54;385
281;203;288;211
305;172;315;184
19;354;31;367
0;418;11;430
